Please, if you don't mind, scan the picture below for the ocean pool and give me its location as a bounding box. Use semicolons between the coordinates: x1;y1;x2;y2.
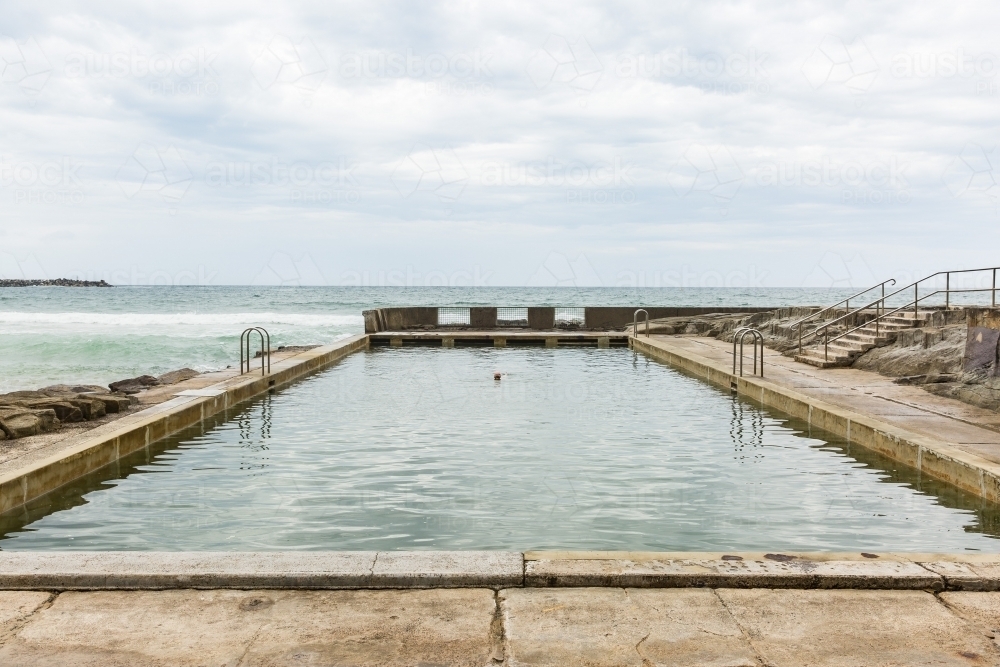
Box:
2;346;998;551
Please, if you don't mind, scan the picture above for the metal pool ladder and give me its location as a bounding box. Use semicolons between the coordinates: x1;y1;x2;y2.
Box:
633;309;649;337
732;327;764;378
240;327;271;376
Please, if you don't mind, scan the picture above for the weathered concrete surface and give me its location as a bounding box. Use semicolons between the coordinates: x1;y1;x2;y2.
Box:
3;587;1000;664
0;551;376;590
243;589;498;666
0;590;263;666
0;589;497;666
940;591;1000;637
8;551;1000;591
0;551;523;590
718;588;997;666
526;554;943;590
923;560;1000;591
633;334;1000;501
372;551;523;588
0;592;50;632
503;587;757;666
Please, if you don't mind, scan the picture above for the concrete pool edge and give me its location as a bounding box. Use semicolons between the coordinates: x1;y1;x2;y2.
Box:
631;335;1000;503
2;551;1000;591
0;335;369;515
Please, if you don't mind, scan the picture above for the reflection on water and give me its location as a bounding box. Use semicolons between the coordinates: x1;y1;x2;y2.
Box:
237;396;272;471
2;347;999;551
730;397;765;462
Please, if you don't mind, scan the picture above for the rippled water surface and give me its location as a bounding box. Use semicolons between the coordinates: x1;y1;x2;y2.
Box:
3;347;999;551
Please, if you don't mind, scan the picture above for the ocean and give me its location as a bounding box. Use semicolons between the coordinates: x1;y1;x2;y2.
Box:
0;286;855;393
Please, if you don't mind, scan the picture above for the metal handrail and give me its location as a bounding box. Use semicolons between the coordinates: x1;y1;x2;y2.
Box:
633;309;649;337
733;327;764;377
240;327;271;376
793;279;897;353
821;287;997;361
813;265;1000;346
860;266;999;315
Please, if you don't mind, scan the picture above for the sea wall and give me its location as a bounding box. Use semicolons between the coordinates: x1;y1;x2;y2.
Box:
363;306;780;333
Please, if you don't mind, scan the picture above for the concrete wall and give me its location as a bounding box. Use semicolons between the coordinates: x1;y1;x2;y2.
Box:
965;308;1000;375
363;308;437;333
470;307;497;328
528;307;555;329
365;306;782;332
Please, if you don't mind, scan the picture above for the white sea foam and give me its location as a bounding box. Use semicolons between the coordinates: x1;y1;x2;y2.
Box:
0;312;364;327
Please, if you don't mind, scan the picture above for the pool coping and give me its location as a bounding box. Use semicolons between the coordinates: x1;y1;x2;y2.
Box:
0;551;999;591
0;334;369;515
630;335;1000;503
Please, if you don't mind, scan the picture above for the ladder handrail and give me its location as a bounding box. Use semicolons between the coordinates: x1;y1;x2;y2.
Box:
633;309;649;337
733;327;764;377
240;327;271;376
793;279;896;354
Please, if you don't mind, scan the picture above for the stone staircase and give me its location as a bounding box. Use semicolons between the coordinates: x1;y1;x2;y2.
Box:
794;311;932;368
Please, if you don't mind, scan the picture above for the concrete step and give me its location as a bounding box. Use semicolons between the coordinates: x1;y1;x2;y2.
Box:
843;332;892;345
827;343;871;356
883;314;931;325
794;351;851;368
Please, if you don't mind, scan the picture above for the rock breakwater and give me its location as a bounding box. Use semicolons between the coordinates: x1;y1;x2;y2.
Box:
0;279;112;287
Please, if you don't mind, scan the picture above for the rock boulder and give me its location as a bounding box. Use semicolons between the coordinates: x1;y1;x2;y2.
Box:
108;375;160;394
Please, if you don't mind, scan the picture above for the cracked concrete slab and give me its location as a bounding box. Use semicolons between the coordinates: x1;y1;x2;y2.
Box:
242;589;497;666
0;590;265;666
502;587;757;666
0;591;50;631
717;588;998;666
3;587;1000;665
0;589;498;667
939;592;1000;640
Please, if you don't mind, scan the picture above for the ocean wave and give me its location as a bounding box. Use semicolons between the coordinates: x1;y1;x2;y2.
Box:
0;312;364;327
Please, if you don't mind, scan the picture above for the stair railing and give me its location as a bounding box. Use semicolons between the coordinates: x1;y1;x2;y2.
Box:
811;266;1000;361
821;287;997;361
792;279;897;354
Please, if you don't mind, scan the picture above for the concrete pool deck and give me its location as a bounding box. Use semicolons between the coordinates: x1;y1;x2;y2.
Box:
633;334;1000;502
3;552;1000;665
3;580;1000;665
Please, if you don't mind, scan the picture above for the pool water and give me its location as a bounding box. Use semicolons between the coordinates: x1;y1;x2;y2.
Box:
2;347;999;551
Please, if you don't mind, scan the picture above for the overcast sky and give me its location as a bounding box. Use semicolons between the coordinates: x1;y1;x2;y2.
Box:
1;1;998;288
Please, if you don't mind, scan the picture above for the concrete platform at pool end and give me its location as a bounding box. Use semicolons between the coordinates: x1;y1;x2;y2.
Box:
2;552;1000;664
3;585;1000;665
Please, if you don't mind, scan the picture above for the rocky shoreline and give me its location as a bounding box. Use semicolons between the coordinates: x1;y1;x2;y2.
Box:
0;369;199;441
0;278;112;287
